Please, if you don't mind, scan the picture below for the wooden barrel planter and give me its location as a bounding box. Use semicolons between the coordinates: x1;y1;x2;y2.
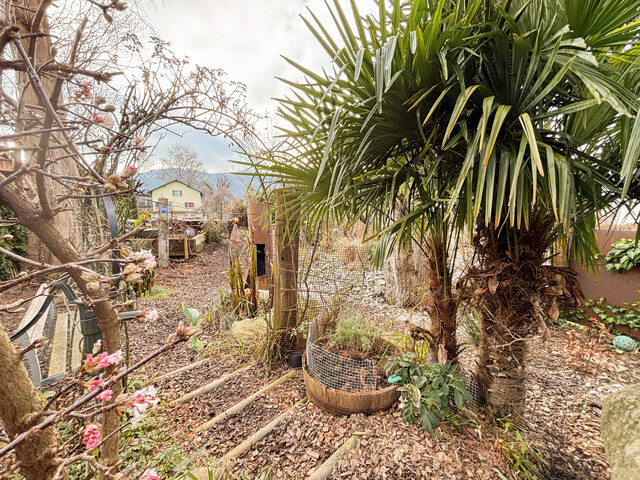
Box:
303;363;399;415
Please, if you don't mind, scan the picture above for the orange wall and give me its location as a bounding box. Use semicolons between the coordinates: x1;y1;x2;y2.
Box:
575;229;640;305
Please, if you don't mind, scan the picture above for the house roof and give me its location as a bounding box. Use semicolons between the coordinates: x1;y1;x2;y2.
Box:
151;180;202;195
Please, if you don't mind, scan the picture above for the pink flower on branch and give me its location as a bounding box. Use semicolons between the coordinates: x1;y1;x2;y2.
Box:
92;113;105;124
140;468;159;480
83;349;123;373
96;389;113;401
83;424;100;450
121;165;138;178
137;309;159;323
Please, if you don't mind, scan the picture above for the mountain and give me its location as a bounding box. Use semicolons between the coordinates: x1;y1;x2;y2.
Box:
137;169;249;198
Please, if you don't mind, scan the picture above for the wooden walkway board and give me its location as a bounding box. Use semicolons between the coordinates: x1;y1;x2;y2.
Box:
69;310;82;372
48;313;69;377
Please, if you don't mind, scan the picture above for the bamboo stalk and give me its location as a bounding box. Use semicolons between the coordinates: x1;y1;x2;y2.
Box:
171;365;252;405
196;370;297;433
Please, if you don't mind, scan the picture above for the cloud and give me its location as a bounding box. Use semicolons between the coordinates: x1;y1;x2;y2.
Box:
145;1;375;171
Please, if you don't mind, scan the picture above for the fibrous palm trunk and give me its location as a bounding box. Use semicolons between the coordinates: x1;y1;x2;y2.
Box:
472;215;577;417
424;235;458;361
476;309;527;417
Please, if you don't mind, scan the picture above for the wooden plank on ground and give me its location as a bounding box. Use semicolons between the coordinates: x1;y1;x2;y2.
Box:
171;364;252;405
196;370;297;432
307;433;363;480
69;310;82;372
48;313;69;377
224;399;304;460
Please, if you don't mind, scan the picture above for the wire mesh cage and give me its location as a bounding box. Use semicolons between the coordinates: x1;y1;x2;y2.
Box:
305;314;386;393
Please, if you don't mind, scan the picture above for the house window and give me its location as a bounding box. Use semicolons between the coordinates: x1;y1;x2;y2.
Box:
184;202;195;208
172;189;183;196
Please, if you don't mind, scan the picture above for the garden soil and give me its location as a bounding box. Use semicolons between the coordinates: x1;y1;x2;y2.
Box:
3;236;640;479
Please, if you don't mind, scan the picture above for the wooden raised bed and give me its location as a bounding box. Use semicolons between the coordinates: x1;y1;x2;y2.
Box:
303;366;399;415
135;232;207;257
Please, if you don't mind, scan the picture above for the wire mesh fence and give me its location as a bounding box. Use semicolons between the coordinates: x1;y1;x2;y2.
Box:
305;313;382;392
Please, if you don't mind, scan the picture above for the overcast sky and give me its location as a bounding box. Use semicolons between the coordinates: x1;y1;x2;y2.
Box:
145;0;375;172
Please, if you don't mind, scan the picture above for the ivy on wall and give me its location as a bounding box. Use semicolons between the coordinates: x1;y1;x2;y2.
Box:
0;203;28;280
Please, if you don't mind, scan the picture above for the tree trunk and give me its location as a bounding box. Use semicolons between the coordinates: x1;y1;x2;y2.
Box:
0;327;62;480
383;245;428;307
0;182;122;475
476;310;527;417
423;236;457;361
13;1;81;264
272;192;300;353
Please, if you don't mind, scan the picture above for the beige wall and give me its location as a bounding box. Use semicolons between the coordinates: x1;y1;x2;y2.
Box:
151;181;201;213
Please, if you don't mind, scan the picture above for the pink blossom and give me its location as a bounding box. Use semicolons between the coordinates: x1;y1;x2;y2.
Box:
126;249;156;271
106;350;123;366
92;340;102;354
83;424;100;450
137;309;159;323
140;468;159;480
83;349;122;373
121;165;138;178
88;379;104;392
122;263;139;276
92;113;105;124
129;386;158;422
132;136;145;148
96;389;113;401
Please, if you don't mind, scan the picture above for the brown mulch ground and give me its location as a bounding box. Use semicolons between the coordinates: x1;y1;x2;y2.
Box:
3;235;640;479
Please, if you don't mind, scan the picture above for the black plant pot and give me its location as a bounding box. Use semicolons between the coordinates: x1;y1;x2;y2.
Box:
287;352;303;369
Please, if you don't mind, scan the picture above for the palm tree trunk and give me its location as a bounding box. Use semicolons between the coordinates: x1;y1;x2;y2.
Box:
476;309;527;417
423;235;457;361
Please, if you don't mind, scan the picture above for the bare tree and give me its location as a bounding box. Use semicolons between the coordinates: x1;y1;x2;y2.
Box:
0;1;256;478
158;143;207;189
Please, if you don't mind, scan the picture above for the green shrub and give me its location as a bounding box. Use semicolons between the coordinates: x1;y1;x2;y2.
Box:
0;203;28;280
385;353;471;433
203;219;222;243
332;309;380;353
605;238;640;273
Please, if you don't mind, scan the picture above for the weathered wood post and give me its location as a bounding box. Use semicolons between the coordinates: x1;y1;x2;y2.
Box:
273;191;300;353
157;198;169;268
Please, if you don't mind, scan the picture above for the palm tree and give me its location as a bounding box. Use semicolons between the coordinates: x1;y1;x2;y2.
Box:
264;0;640;416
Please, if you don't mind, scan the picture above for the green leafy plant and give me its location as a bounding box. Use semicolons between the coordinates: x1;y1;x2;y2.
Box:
498;420;548;480
385;353;471;434
203;218;222;243
180;304;203;350
578;298;640;330
605;239;640;273
0;203;28;281
332;309;381;354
